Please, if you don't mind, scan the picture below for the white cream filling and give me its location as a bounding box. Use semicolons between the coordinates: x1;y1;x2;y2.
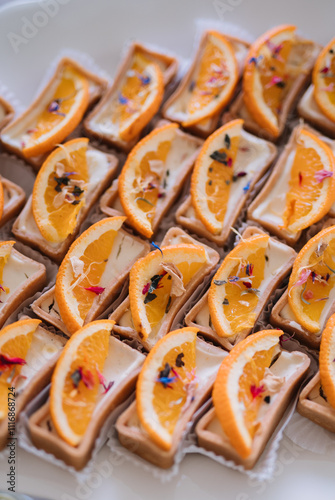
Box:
127;339;227;430
194;238;293;331
251;150;295;232
207;350;305;438
16;326;66;394
2;182;20;211
0;251;41;309
99;230;147;286
300;84;335;128
15;149;111;247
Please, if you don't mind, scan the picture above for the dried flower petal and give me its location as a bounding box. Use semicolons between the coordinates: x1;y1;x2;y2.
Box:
84;286;105;295
314;170;333;183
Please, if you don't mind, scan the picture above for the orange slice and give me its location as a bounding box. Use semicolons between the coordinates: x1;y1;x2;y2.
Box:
22;66;89;158
50;319;115;446
0;180;3;221
115;51;164;142
32;138;89;243
281;129;335;233
313;37;335;123
0;319;41;420
137;327;197;450
119;123;178;238
55;216;126;334
190;119;243;234
129;244;208;340
208;234;269;337
183;31;238;127
213;329;282;458
319;313;335;409
243;25;296;137
288;225;335;334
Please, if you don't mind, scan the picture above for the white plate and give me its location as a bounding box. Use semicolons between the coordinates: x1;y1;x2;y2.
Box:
0;0;335;499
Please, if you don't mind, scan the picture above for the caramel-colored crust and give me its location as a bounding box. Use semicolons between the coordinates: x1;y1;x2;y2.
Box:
109;226;220;350
31;230;150;335
0;57;108;170
116;339;223;469
175;140;277;245
29;364;142;470
196;351;310;469
0;249;46;329
185;226;296;350
0;176;26;227
247;125;310;244
224;39;321;142
162;32;250;138
100;125;203;238
12;148;119;263
297;372;335;432
0;323;66;451
84;42;178;152
0;96;14;131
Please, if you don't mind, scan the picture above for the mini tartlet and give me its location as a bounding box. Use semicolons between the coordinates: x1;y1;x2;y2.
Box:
185;226;296;350
196;329;310;469
225;25;320;141
12;138;119;262
0;318;66;449
175;119;277;245
84;42;178;151
1;57;107;170
100;121;203;239
116;327;227;468
28;320;145;470
162;31;249;137
109;227;219;351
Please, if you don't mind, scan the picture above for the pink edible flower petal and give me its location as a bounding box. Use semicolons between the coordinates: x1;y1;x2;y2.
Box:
314;170;334;183
294;269;311;287
0;353;26;370
265;75;284;88
320;66;329;74
322;83;335;92
243;281;252;289
84;286;105;295
96;368;114;394
142;283;150;295
250;384;265;399
80;367;95;389
0;284;5;292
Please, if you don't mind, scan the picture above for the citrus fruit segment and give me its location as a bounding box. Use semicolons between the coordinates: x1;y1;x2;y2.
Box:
182;31;238;127
137;327;197;450
313;37;335;123
319;314;335;409
22;66;89;158
213;329;282;458
288;225;335;334
55;216;126;334
117;51;164;142
190;119;243;234
118;123;179;238
32;138;89;244
0;318;41;420
208;234;269;337
243;25;296;137
281;129;335;233
50;319;115;446
129;244;208;340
